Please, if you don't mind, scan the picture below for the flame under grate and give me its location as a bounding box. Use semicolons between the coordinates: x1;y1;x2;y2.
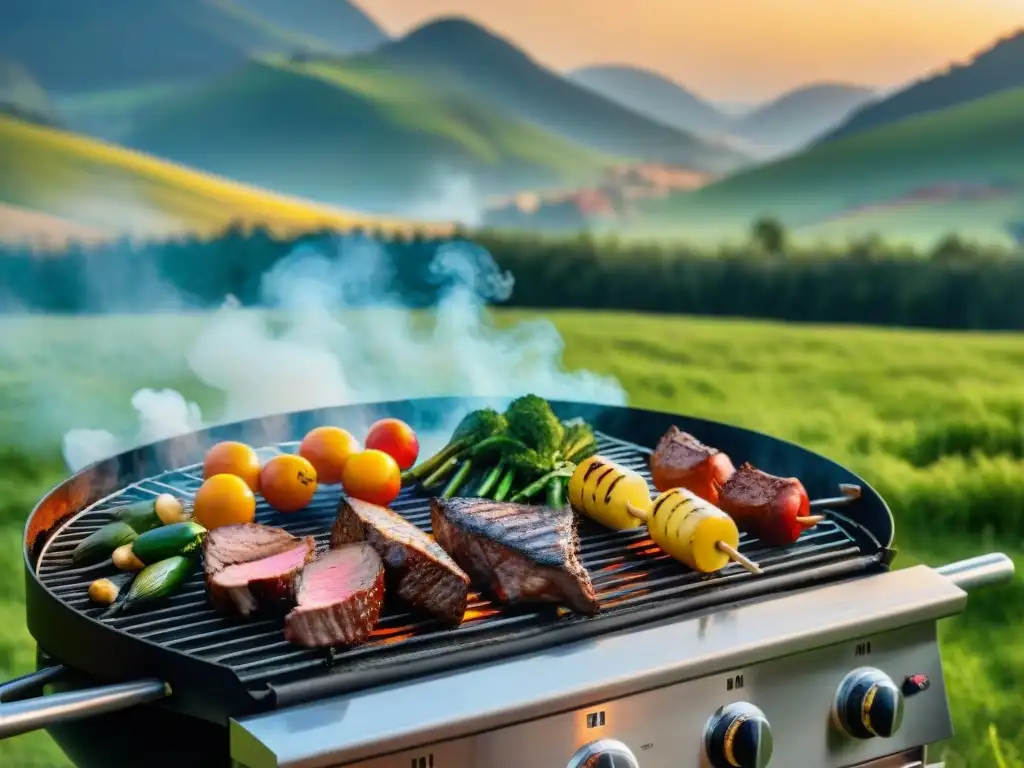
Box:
35;432;863;698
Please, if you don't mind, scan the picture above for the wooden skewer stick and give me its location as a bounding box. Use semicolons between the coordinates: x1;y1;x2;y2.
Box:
795;515;826;526
625;503;762;576
809;483;862;510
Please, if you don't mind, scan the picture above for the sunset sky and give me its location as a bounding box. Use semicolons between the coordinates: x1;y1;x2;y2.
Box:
359;0;1023;102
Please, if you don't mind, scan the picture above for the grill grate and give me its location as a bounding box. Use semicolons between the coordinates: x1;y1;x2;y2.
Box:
35;432;866;707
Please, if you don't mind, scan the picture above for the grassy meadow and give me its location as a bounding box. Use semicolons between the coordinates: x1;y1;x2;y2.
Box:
0;310;1022;766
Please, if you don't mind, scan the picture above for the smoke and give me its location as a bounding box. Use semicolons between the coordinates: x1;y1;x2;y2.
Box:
405;173;485;228
61;236;626;471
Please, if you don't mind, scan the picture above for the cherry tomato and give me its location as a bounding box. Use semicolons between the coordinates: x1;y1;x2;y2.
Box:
299;426;360;485
260;454;318;513
342;449;402;507
364;418;419;471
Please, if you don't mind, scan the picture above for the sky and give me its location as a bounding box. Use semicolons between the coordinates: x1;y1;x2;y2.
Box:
358;0;1023;103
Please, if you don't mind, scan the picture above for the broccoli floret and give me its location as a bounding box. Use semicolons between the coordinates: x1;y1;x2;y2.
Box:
505;395;564;456
404;407;508;483
560;418;596;462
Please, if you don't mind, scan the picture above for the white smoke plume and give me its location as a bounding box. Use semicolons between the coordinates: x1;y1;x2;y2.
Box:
61;236;626;471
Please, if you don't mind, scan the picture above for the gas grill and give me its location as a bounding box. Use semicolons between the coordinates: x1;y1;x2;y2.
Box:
0;398;1014;768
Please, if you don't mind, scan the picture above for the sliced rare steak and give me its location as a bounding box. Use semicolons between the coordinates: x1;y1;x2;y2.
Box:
208;538;317;617
331;497;470;625
430;498;598;616
284;543;385;648
202;523;301;575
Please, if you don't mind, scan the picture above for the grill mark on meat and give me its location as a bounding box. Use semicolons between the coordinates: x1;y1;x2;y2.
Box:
330;497;470;626
431;498;598;616
720;462;789;506
284;544;385;648
208;538;316;617
652;426;721;473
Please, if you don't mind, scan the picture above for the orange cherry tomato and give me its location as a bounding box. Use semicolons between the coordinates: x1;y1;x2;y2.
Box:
364;418;419;471
341;449;401;507
193;473;257;530
260;454;318;513
203;441;261;492
298;426;360;485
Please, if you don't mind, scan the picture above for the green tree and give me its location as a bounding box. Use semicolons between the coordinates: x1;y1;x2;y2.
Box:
751;217;787;256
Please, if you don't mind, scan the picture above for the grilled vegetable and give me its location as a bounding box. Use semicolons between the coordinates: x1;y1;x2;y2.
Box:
403;408;507;484
648;488;745;573
71;521;139;567
106;556;197;615
131;521;207;565
112;543;145;571
570;456;761;575
88;573;135;606
568;456;649;531
112;494;189;533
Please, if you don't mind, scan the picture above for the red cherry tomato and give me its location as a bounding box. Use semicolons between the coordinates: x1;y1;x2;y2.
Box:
341;449;402;507
364;418;419;471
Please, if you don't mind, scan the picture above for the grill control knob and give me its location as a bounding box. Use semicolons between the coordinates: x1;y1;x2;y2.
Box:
704;702;774;768
567;739;639;767
832;667;905;740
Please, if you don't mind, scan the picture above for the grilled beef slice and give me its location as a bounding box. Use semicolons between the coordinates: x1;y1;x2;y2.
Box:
284;543;385;648
430;498;598;616
331;498;470;626
208;538;316;617
203;523;316;616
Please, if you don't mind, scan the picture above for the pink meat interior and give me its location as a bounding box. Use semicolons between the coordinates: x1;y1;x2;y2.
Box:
215;543;311;587
297;548;376;608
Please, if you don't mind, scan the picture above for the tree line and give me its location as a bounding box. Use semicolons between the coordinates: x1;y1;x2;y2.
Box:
1;222;1022;331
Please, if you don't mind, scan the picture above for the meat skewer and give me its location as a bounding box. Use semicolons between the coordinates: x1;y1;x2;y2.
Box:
649;426;736;503
717;463;823;546
568;456;762;576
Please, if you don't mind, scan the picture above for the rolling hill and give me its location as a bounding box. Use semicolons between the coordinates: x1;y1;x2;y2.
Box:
119;58;615;214
631;88;1024;245
367;17;750;174
820;29;1024;143
730;83;877;156
568;64;733;137
0;114;428;238
0;60;57;126
0;0;363;93
230;0;387;54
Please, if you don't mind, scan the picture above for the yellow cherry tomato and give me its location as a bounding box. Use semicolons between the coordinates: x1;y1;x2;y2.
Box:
341;449;401;507
298;426;360;485
193;473;257;530
203;441;261;492
260;454;318;513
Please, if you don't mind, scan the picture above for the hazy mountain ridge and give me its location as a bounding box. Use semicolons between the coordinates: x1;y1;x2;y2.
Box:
820;29;1024;143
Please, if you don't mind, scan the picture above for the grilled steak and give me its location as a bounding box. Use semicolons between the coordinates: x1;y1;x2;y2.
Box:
718;462;812;546
649;426;736;503
284;543;385;648
430;498;598;616
203;523;300;575
331;498;470;625
208;538;316;617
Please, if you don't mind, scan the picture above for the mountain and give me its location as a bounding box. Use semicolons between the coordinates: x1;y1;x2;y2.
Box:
0;0;355;93
368;17;749;174
231;0;387;54
632;88;1024;246
0;113;420;236
119;58;614;214
568;64;732;137
731;83;877;156
820;30;1024;143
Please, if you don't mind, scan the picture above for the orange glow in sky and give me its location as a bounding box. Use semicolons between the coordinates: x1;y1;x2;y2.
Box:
358;0;1023;102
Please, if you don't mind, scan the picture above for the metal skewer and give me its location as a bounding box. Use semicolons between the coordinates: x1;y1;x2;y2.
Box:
625;502;762;576
809;483;862;510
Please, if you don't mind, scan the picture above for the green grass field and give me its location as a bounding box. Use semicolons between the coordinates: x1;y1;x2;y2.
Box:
0;310;1022;766
634;88;1024;247
0;115;434;240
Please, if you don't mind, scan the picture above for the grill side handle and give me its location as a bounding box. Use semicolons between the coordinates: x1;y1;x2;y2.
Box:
936;553;1015;592
0;668;169;740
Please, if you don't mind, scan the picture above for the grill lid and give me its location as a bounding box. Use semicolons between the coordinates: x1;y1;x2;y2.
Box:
22;399;894;724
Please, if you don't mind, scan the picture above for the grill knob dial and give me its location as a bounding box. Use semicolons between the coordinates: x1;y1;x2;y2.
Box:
832;667;905;740
704;702;774;768
566;739;639;768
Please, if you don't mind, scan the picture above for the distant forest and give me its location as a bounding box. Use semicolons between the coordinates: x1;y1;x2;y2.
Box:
1;223;1022;330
